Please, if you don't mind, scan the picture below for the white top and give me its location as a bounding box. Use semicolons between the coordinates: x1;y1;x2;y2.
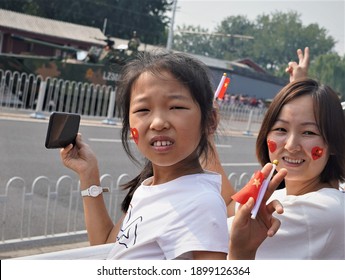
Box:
107;172;228;260
228;187;345;259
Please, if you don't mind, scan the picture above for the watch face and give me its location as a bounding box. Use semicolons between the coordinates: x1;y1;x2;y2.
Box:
90;186;100;197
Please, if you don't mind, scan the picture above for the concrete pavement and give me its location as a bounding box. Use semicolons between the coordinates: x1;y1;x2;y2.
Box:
0;241;90;259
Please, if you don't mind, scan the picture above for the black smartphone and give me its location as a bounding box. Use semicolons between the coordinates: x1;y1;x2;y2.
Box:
45;112;81;149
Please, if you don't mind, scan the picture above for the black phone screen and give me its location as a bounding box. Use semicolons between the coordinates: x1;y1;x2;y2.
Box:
45;112;81;149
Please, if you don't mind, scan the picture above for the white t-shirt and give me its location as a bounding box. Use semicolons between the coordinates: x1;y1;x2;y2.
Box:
228;187;345;259
107;172;228;260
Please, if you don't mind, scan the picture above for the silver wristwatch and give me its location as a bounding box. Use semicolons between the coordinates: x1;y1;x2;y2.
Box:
81;185;109;197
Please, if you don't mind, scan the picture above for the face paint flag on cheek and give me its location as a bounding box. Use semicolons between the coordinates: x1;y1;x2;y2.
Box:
267;139;277;153
130;128;139;144
231;170;264;204
311;146;324;160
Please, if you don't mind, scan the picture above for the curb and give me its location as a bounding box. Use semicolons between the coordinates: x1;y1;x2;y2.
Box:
0;109;258;137
0;241;90;259
0;233;89;259
0;109;123;127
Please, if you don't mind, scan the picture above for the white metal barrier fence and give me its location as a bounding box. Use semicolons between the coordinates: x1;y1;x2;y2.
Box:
0;69;117;118
219;102;267;123
0;172;250;246
0;174;129;245
0;69;267;132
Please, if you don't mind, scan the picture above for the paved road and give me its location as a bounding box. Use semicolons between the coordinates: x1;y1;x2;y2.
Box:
0;113;137;189
0;110;259;188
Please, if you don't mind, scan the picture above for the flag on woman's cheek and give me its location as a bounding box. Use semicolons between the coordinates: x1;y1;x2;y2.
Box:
231;171;264;204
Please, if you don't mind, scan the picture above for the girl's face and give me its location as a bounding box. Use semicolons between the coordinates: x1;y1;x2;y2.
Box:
129;71;202;170
267;95;329;189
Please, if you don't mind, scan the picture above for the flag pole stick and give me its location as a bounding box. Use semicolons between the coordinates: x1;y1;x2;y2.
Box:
214;73;227;100
251;160;278;219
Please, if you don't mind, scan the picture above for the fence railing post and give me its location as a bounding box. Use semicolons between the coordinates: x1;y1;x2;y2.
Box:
102;89;117;125
0;171;251;246
243;109;254;136
30;80;46;119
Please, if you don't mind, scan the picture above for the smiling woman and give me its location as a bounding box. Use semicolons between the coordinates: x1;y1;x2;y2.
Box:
253;78;345;259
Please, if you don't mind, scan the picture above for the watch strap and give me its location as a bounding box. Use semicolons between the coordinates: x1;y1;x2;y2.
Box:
81;185;110;197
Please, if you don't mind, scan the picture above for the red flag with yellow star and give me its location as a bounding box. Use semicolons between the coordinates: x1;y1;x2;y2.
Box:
231;171;264;204
217;77;230;100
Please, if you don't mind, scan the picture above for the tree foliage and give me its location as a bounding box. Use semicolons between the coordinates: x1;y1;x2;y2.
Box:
211;15;256;61
219;12;335;73
174;16;256;59
175;10;343;97
0;0;173;45
176;11;336;72
309;53;345;100
173;25;213;56
250;12;334;73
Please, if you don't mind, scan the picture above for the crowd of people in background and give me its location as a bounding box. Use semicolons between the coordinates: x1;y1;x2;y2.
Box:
221;93;266;108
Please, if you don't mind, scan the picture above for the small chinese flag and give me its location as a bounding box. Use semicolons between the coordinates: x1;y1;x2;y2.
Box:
217;77;230;100
231;171;264;204
214;73;231;100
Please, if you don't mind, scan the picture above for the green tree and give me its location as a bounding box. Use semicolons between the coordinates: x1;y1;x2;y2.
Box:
173;25;213;56
175;11;336;75
234;11;334;74
211;15;256;61
0;0;173;45
309;53;345;100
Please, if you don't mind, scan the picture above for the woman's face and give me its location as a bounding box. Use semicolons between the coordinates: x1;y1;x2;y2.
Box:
267;95;329;188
